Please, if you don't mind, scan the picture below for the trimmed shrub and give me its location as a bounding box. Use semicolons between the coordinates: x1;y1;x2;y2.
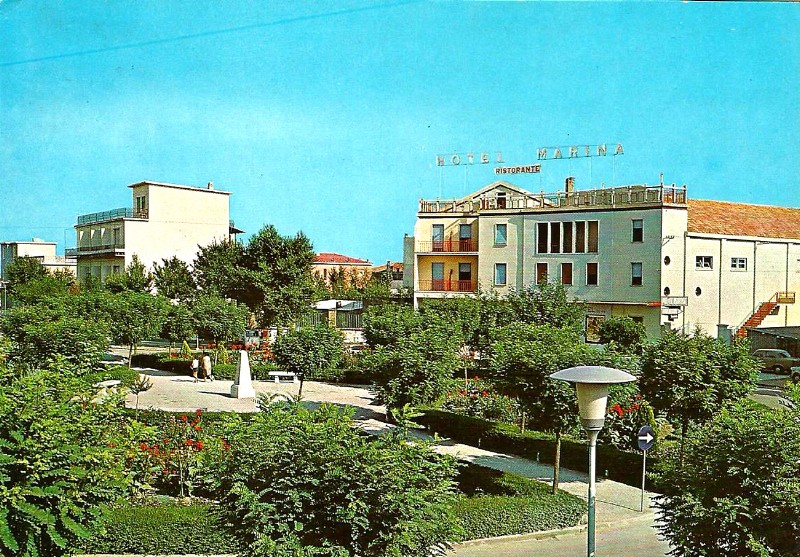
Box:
82;498;241;555
212;363;236;380
419;409;655;489
453;494;583;541
82;365;142;388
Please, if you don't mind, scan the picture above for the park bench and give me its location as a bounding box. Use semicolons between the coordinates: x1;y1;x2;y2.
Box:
268;371;299;384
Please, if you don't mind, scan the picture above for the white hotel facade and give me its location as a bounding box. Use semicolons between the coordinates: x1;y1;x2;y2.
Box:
407;179;800;339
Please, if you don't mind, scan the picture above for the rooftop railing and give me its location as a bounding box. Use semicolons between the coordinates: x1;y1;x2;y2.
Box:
77;208;148;225
419;184;687;213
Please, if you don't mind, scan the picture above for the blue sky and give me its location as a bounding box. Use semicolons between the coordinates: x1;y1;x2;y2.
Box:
1;1;798;265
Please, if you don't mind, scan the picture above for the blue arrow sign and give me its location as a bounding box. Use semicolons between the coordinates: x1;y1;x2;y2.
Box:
637;425;655;451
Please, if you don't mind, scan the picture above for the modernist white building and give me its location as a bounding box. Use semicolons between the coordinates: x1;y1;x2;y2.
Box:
70;181;241;281
407;179;800;339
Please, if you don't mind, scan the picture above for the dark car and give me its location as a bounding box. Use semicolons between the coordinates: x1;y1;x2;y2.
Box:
752;349;800;374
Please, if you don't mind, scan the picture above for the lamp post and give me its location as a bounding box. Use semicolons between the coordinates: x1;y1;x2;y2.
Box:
550;366;636;557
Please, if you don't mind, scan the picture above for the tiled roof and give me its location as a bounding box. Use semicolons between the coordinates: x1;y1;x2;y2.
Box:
314;253;372;265
372;262;403;272
687;199;800;240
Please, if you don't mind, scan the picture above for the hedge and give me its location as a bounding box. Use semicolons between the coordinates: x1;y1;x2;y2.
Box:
452;462;584;540
82;365;142;388
82;498;241;555
419;409;657;489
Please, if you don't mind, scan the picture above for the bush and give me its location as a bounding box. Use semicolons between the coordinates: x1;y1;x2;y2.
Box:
441;377;520;424
82;498;241;555
598;316;647;354
418;409;654;489
207;403;459;557
272;324;345;384
453;494;584;541
82;365;143;389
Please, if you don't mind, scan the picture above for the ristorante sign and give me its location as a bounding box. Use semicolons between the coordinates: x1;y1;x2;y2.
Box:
495;164;541;175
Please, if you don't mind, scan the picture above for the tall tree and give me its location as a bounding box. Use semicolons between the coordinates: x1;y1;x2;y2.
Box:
191;294;247;347
271;323;345;397
640;330;758;460
506;281;585;332
193;239;246;300
489;324;599;492
152;256;196;302
241;225;316;326
4;256;72;304
104;255;153;293
107;291;169;363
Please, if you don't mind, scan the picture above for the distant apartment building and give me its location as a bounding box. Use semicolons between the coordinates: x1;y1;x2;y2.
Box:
407;179;800;339
1;239;76;279
70;181;240;281
312;253;373;288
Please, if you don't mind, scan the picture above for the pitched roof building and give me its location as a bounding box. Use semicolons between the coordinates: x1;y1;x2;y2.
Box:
406;179;800;339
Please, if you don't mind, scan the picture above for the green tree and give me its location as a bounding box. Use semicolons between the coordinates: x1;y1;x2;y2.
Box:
489;324;600;492
4;257;73;305
241;225;317;326
0;361;130;556
362;303;422;349
271;323;345;397
653;392;800;557
207;403;459;557
107;291;169;363
191;294;247;346
506;281;585;332
598;316;647;354
152;256;197;302
161;304;196;351
0;303;109;369
193;239;246;299
640;330;758;460
366;321;461;412
105;255;154;293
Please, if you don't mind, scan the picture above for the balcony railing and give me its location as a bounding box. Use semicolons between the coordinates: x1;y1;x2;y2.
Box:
67;243;125;256
77;208;148;225
418;184;687;214
417;239;478;253
417;279;477;293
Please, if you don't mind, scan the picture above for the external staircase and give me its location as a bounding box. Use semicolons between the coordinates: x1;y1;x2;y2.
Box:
735;292;796;338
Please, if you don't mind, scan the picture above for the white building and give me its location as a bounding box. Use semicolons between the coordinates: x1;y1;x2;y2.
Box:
70;181;241;281
1;239;76;279
408;179;800;339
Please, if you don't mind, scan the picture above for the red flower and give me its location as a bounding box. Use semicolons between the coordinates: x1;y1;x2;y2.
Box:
195;441;204;450
139;443;149;451
195;409;202;416
481;391;489;397
185;439;194;446
194;426;201;432
180;415;188;422
611;403;624;417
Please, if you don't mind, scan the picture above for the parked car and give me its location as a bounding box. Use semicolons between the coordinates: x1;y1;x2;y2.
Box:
752;349;800;374
791;366;800;383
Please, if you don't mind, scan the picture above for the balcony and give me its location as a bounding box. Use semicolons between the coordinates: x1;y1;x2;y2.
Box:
417;239;478;253
66;243;125;257
77;207;148;226
417;279;477;293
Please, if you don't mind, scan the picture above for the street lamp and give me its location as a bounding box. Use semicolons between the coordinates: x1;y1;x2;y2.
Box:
550;365;636;557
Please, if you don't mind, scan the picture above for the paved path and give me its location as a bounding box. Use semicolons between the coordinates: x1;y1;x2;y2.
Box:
125;368;669;556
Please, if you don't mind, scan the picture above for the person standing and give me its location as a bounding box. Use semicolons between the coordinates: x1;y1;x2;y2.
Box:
202;352;212;382
191;356;199;383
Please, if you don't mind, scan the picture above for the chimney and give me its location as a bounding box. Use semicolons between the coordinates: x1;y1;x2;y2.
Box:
565;176;575;193
207;181;214;190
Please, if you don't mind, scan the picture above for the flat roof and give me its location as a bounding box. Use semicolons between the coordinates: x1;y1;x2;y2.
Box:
128;180;231;196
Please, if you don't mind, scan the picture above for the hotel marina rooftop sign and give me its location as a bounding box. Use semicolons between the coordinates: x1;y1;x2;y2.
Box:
435;143;624;167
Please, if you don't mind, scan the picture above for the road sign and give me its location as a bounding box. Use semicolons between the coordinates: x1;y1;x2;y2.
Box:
637;425;655;451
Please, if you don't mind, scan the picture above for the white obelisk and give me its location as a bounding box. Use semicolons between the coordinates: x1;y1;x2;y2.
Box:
230;350;256;398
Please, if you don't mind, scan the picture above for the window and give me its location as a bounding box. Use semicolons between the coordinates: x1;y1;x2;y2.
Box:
562;222;573;253
431;263;444;290
459;224;473;251
587;221;599;253
496;192;507;209
631;262;643;286
549;222;561;254
630;316;644;324
561;263;573;286
536;263;548;284
696;256;713;270
586;262;598;286
458;263;472;291
495;224;508;246
632;219;643;242
431;224;444;251
664;256;671;265
494;263;507;286
731;257;747;270
537;223;548;254
663;286;670;295
135;195;147;214
575;222;586;253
